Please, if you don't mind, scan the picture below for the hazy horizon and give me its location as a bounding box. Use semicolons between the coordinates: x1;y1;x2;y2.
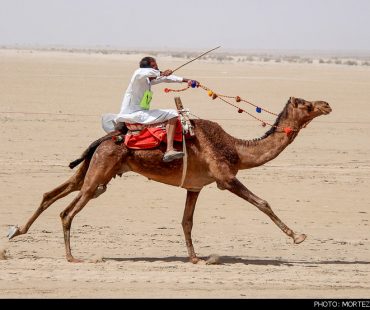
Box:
1;0;370;52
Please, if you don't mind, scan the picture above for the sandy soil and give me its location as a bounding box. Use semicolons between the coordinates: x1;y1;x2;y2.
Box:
0;49;369;298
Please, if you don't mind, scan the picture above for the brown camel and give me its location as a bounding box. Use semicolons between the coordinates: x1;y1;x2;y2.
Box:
8;97;332;263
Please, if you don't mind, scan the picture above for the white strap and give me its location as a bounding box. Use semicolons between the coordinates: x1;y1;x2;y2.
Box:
179;133;188;188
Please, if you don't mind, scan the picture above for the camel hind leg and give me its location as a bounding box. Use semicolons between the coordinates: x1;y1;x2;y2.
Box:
7;160;90;240
182;190;202;264
60;141;128;262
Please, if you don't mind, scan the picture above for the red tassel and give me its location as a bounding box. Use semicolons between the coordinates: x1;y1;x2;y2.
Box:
238;108;244;113
236;96;241;102
284;127;293;135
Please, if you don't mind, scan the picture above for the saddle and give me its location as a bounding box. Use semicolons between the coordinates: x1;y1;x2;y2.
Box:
113;97;195;150
123;118;185;150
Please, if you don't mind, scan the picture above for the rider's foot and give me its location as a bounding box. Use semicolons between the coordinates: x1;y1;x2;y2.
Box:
163;150;185;162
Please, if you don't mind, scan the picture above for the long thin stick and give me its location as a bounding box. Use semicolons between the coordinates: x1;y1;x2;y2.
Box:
172;46;221;73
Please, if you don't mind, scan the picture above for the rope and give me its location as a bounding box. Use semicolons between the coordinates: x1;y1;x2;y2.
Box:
179;132;188;188
199;85;278;116
188;112;201;119
217;96;276;128
164;83;293;132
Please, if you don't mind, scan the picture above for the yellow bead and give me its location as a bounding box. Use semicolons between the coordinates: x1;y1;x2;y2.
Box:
208;90;213;97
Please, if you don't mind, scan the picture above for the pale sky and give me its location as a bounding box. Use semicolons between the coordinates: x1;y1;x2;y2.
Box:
1;0;369;51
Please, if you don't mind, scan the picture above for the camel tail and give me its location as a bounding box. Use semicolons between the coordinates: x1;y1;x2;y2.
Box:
69;133;118;169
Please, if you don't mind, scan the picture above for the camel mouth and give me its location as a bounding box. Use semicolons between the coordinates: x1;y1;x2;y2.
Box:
318;106;332;115
315;102;332;115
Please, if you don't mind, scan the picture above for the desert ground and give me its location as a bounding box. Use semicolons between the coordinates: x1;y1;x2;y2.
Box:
0;49;369;298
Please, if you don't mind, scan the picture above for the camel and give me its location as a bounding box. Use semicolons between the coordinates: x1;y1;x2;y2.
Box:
7;97;332;263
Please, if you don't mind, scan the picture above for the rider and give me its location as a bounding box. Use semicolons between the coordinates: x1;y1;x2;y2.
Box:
102;56;199;162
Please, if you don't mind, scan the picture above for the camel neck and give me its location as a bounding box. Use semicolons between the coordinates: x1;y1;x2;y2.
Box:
235;120;300;169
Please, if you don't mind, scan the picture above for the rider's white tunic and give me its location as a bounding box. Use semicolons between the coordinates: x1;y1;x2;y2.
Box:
102;68;183;133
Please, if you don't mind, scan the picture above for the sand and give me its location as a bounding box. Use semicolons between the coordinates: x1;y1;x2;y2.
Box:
0;49;369;298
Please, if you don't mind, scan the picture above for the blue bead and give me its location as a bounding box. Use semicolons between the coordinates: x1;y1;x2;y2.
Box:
191;81;197;88
256;107;262;113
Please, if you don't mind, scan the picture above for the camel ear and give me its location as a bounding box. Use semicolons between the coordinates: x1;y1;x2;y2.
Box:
290;97;298;108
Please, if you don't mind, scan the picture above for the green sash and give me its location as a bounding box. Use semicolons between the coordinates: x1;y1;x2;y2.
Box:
140;90;153;110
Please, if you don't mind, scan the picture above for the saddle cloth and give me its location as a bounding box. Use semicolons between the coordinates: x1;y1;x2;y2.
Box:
124;118;184;150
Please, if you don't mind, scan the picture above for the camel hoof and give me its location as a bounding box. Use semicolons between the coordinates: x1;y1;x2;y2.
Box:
190;257;205;264
7;225;20;240
67;257;84;263
294;233;307;244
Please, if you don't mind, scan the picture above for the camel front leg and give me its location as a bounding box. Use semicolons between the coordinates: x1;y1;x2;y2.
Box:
222;177;306;244
182;190;202;264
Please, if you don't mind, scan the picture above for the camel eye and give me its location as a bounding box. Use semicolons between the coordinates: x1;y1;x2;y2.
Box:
307;105;313;112
296;99;305;106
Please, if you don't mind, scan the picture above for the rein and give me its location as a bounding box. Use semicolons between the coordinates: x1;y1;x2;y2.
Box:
164;84;303;135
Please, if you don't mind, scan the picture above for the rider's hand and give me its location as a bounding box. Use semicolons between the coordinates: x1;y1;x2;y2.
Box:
161;69;173;77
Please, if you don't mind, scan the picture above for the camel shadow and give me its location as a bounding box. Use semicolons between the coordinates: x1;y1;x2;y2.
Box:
103;256;370;266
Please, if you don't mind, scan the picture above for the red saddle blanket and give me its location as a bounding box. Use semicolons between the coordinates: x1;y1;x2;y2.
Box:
124;119;183;150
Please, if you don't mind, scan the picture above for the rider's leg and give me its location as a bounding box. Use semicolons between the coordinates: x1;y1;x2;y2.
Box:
163;117;184;162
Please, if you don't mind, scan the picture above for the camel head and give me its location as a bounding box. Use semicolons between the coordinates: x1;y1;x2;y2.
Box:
287;97;332;128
